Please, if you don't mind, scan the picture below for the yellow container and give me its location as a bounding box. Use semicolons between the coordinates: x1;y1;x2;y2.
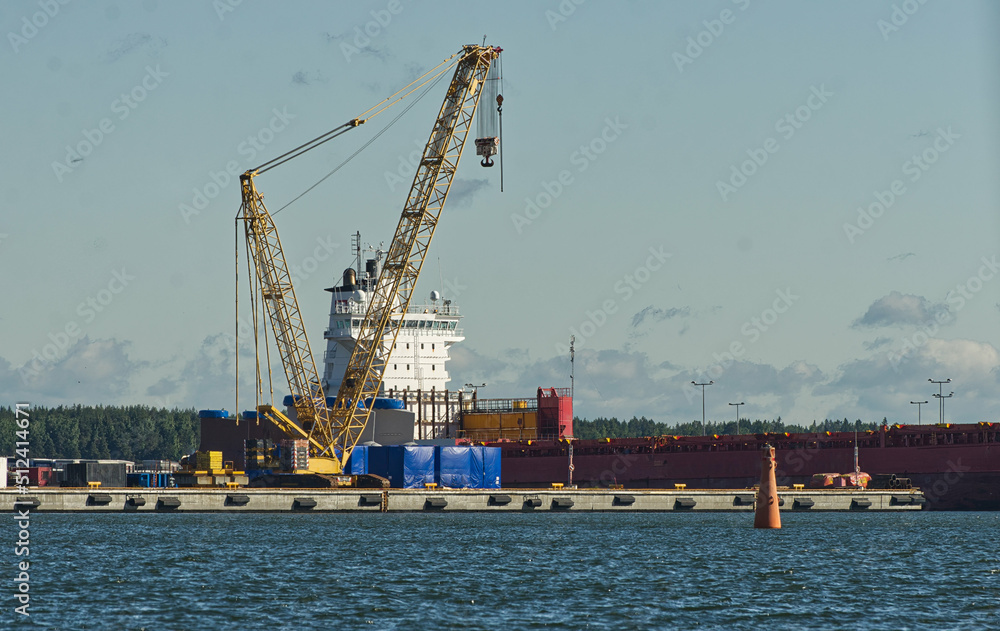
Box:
195;451;223;470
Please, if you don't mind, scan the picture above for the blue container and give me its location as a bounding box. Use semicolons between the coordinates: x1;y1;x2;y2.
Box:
198;409;229;419
283;395;366;409
438;446;473;488
345;445;368;475
379;446;405;487
365;397;406;410
348;445;392;478
473;446;501;489
403;445;436;489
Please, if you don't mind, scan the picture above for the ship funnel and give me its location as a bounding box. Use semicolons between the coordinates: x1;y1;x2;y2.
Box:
343;268;357;289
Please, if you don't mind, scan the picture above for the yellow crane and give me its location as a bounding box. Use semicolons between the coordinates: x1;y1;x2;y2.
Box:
237;44;501;475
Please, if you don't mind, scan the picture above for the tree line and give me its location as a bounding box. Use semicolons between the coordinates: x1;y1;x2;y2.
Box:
572;416;884;440
0;405;199;461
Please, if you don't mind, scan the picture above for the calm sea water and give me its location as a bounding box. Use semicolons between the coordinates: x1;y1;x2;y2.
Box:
4;512;998;630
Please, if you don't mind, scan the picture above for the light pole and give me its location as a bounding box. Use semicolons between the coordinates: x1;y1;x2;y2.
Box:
691;380;713;435
928;378;952;424
729;402;744;435
910;400;928;425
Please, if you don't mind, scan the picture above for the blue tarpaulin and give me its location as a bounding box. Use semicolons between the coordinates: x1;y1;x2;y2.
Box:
345;445;368;475
403;445;436;488
347;445;497;488
438;446;474;488
347;445;393;481
479;446;501;489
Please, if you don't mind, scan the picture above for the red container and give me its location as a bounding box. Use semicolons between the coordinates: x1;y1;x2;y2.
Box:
537;387;573;439
27;467;53;487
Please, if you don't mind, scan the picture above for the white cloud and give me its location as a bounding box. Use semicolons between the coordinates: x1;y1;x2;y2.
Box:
853;291;949;328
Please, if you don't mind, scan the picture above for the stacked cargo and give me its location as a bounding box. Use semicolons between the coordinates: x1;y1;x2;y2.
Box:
279;440;309;471
346;445;500;488
126;472;172;488
809;472;872;488
194;451;223;471
245;439;279;470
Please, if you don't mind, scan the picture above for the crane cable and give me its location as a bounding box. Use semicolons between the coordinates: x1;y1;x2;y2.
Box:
253;50;464;177
497;51;504;193
271;67;450;217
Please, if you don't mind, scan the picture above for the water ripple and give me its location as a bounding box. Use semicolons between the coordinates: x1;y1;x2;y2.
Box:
3;512;998;629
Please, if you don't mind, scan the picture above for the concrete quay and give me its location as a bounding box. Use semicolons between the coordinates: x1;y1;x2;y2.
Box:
1;488;926;513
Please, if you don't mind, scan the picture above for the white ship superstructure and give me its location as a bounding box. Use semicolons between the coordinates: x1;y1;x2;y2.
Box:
321;246;465;438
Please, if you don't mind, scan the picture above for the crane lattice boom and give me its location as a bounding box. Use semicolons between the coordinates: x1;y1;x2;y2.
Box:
317;45;499;465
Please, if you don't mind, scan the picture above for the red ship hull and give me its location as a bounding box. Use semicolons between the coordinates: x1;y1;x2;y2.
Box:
492;423;1000;510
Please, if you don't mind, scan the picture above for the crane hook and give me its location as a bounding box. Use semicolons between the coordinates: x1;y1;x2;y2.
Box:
481;156;494;167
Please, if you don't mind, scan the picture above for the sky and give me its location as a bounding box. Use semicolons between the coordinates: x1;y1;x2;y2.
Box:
2;0;999;427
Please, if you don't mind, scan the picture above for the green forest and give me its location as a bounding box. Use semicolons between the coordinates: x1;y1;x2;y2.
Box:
0;405;887;461
0;405;199;461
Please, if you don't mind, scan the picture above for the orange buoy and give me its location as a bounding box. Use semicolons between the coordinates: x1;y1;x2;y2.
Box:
753;443;781;529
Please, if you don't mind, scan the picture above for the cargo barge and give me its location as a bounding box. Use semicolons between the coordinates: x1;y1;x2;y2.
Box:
195;234;997;510
489;423;1000;511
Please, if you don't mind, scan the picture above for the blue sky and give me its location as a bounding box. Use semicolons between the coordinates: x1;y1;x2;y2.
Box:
2;0;998;426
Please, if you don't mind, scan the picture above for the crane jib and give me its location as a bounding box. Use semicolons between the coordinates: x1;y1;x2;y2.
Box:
237;45;501;474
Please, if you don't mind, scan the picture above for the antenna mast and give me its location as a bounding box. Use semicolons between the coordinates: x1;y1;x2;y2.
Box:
570;335;575;402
